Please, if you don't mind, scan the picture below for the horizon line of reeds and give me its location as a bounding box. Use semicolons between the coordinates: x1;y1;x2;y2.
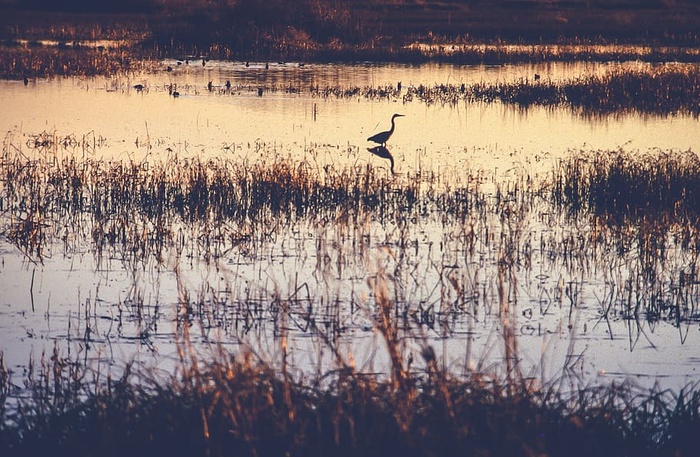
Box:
140;66;700;118
298;65;699;116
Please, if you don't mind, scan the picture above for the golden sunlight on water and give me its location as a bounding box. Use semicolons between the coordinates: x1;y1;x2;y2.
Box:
1;61;697;175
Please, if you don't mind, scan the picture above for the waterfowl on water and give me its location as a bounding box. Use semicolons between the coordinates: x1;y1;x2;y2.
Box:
367;113;405;146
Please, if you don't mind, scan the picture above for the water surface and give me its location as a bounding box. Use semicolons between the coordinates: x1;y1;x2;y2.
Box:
1;60;699;392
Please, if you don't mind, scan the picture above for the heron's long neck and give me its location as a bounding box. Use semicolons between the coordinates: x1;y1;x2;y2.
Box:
389;117;396;134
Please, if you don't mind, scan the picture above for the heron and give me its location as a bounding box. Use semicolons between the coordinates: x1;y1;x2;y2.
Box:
367;114;404;146
367;145;395;174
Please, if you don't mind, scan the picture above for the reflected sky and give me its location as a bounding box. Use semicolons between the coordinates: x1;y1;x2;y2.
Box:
1;60;700;393
1;60;698;174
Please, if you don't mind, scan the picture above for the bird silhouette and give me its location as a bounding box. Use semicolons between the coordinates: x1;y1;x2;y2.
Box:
367;145;395;174
367;114;404;146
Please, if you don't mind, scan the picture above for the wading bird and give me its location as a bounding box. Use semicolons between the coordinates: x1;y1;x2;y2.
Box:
367;145;395;174
367;114;404;146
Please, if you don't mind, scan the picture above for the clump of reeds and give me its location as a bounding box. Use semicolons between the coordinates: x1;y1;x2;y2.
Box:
0;138;429;266
0;44;156;80
301;66;700;116
1;332;698;457
552;149;700;221
550;148;700;323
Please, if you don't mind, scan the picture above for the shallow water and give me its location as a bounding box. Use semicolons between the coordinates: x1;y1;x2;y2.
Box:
3;60;698;168
1;60;700;392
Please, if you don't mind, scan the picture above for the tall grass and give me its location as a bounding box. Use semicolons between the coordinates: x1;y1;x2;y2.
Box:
309;66;700;116
0;305;698;457
553;149;700;220
551;149;700;323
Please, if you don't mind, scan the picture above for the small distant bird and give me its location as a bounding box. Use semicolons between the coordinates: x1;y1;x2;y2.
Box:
225;80;231;90
23;75;28;85
257;87;263;97
397;81;402;91
367;145;396;174
207;80;213;91
133;84;144;91
534;74;541;81
367;113;405;146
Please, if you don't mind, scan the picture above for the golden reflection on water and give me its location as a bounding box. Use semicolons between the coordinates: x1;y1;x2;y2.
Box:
1;60;698;176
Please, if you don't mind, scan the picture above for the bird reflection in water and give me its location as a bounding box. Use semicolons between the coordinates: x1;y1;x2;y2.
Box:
367;145;396;175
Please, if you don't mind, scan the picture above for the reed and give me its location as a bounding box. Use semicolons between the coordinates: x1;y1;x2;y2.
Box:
552;149;700;221
3;136;700;328
550;148;700;323
0;321;698;457
302;66;700;116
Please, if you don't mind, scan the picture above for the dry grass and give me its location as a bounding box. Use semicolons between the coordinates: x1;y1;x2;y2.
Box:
0;305;698;457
